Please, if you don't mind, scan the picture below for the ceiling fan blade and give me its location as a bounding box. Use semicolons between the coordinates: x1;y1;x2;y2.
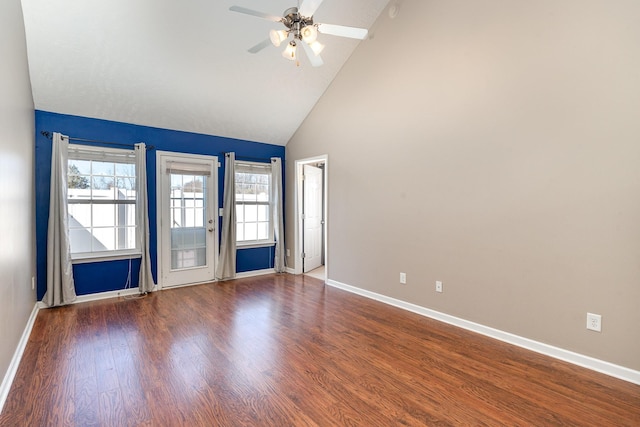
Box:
299;0;324;17
317;23;368;40
300;40;324;67
229;6;282;22
247;38;272;54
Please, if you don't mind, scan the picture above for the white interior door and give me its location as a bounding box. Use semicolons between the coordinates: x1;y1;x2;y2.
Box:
158;153;218;287
303;164;323;273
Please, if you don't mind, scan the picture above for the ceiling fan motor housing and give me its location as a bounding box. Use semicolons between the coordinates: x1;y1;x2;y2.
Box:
282;7;314;37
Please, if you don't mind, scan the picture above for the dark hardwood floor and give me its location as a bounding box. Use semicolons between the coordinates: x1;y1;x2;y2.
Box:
1;273;639;426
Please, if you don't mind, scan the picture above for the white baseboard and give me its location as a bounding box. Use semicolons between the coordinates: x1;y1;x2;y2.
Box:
326;279;640;386
35;268;282;308
0;303;40;413
36;286;144;309
285;267;296;275
235;268;276;279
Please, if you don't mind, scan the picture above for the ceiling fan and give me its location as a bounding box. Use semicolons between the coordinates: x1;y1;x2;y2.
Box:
229;0;369;67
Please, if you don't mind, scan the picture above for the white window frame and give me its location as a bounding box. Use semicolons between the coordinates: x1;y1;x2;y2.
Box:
67;144;141;261
235;161;274;248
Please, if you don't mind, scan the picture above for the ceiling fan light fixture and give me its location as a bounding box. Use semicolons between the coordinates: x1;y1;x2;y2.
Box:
229;2;371;66
270;29;288;47
300;25;318;43
282;41;297;60
309;41;324;56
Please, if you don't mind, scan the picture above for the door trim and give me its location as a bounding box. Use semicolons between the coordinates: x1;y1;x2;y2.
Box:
156;151;219;290
302;164;323;273
294;155;328;279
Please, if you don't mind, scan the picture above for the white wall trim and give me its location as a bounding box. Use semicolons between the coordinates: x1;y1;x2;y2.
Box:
326;279;640;386
285;267;296;275
36;286;146;309
34;267;278;309
294;155;329;276
235;268;276;279
0;303;40;413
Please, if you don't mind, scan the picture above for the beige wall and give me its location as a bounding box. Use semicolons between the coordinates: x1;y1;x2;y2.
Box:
286;0;640;371
0;0;36;393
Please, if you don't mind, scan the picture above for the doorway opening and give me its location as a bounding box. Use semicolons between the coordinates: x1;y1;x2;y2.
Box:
295;155;328;281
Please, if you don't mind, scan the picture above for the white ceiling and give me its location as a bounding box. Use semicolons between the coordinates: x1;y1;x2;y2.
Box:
20;0;389;146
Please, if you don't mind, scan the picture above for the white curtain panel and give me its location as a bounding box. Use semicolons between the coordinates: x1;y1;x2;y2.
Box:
44;132;77;307
216;152;236;280
271;157;286;273
135;143;155;293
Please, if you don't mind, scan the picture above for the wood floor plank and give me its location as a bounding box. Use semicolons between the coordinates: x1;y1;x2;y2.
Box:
74;374;99;426
107;302;154;426
1;273;639;426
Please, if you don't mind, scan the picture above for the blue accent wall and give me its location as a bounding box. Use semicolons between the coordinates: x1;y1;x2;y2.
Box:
35;111;285;299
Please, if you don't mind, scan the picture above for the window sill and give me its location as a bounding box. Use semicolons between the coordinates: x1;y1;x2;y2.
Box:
236;241;275;250
71;251;142;264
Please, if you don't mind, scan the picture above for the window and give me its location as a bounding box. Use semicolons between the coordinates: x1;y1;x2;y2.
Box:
235;162;273;246
67;145;138;258
166;161;210;269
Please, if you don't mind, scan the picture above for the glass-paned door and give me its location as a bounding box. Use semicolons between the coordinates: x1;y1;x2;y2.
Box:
158;153;218;287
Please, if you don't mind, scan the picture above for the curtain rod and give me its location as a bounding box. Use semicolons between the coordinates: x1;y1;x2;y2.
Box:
224;152;279;163
40;131;155;150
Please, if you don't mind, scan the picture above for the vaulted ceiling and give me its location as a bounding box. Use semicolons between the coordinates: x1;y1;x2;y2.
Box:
20;0;390;146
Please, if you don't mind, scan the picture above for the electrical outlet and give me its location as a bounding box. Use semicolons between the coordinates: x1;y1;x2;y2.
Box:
586;313;602;332
31;276;35;290
435;281;443;293
286;249;290;257
399;272;406;284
